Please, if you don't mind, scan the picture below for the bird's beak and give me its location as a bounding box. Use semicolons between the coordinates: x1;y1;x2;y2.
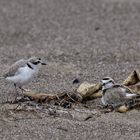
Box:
41;62;47;65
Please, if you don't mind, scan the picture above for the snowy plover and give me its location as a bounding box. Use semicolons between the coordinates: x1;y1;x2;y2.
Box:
101;77;139;109
1;57;46;96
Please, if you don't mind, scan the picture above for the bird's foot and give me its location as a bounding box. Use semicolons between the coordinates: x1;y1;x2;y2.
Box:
97;104;114;113
97;104;114;112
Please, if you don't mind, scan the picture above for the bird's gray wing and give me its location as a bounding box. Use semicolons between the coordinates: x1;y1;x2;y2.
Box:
105;87;127;107
3;59;28;77
114;84;133;93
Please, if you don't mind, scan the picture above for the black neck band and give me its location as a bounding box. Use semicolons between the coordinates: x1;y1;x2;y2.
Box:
27;63;33;69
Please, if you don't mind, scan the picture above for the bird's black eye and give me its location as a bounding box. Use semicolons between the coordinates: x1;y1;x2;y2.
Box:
38;58;41;60
32;61;40;65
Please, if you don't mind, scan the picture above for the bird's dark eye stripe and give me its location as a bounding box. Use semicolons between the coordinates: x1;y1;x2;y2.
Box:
32;61;40;65
105;80;112;83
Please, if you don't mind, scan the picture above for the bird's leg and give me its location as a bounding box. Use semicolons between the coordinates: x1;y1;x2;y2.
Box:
7;83;19;103
14;83;17;91
14;83;19;101
5;83;14;103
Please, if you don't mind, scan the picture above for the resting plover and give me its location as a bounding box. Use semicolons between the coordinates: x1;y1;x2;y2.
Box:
1;57;46;96
101;77;139;109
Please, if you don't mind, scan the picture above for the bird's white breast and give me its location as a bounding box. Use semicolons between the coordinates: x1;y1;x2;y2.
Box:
6;65;36;86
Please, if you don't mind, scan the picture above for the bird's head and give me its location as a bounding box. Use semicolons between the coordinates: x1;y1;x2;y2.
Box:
27;57;46;71
101;77;115;90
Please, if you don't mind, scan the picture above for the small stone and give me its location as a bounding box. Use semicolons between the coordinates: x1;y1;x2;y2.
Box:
116;105;129;113
73;78;80;84
77;81;102;100
95;27;100;31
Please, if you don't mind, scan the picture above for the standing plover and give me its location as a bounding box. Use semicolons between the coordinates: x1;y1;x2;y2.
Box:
101;77;139;109
1;57;46;98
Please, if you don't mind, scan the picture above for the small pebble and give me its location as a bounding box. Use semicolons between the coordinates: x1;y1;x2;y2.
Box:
73;78;80;84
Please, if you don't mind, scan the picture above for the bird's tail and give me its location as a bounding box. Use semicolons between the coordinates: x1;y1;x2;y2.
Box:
125;96;140;109
0;76;5;79
135;94;140;99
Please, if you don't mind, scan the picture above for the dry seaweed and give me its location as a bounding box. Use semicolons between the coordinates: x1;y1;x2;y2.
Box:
23;90;82;108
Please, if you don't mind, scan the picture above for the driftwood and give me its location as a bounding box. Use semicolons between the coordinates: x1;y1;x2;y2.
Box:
116;105;129;113
23;91;57;103
77;82;102;100
123;70;140;95
23;90;82;108
123;70;140;86
128;84;140;95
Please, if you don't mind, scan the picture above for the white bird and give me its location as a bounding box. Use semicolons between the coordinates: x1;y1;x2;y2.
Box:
101;77;139;109
1;57;46;98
